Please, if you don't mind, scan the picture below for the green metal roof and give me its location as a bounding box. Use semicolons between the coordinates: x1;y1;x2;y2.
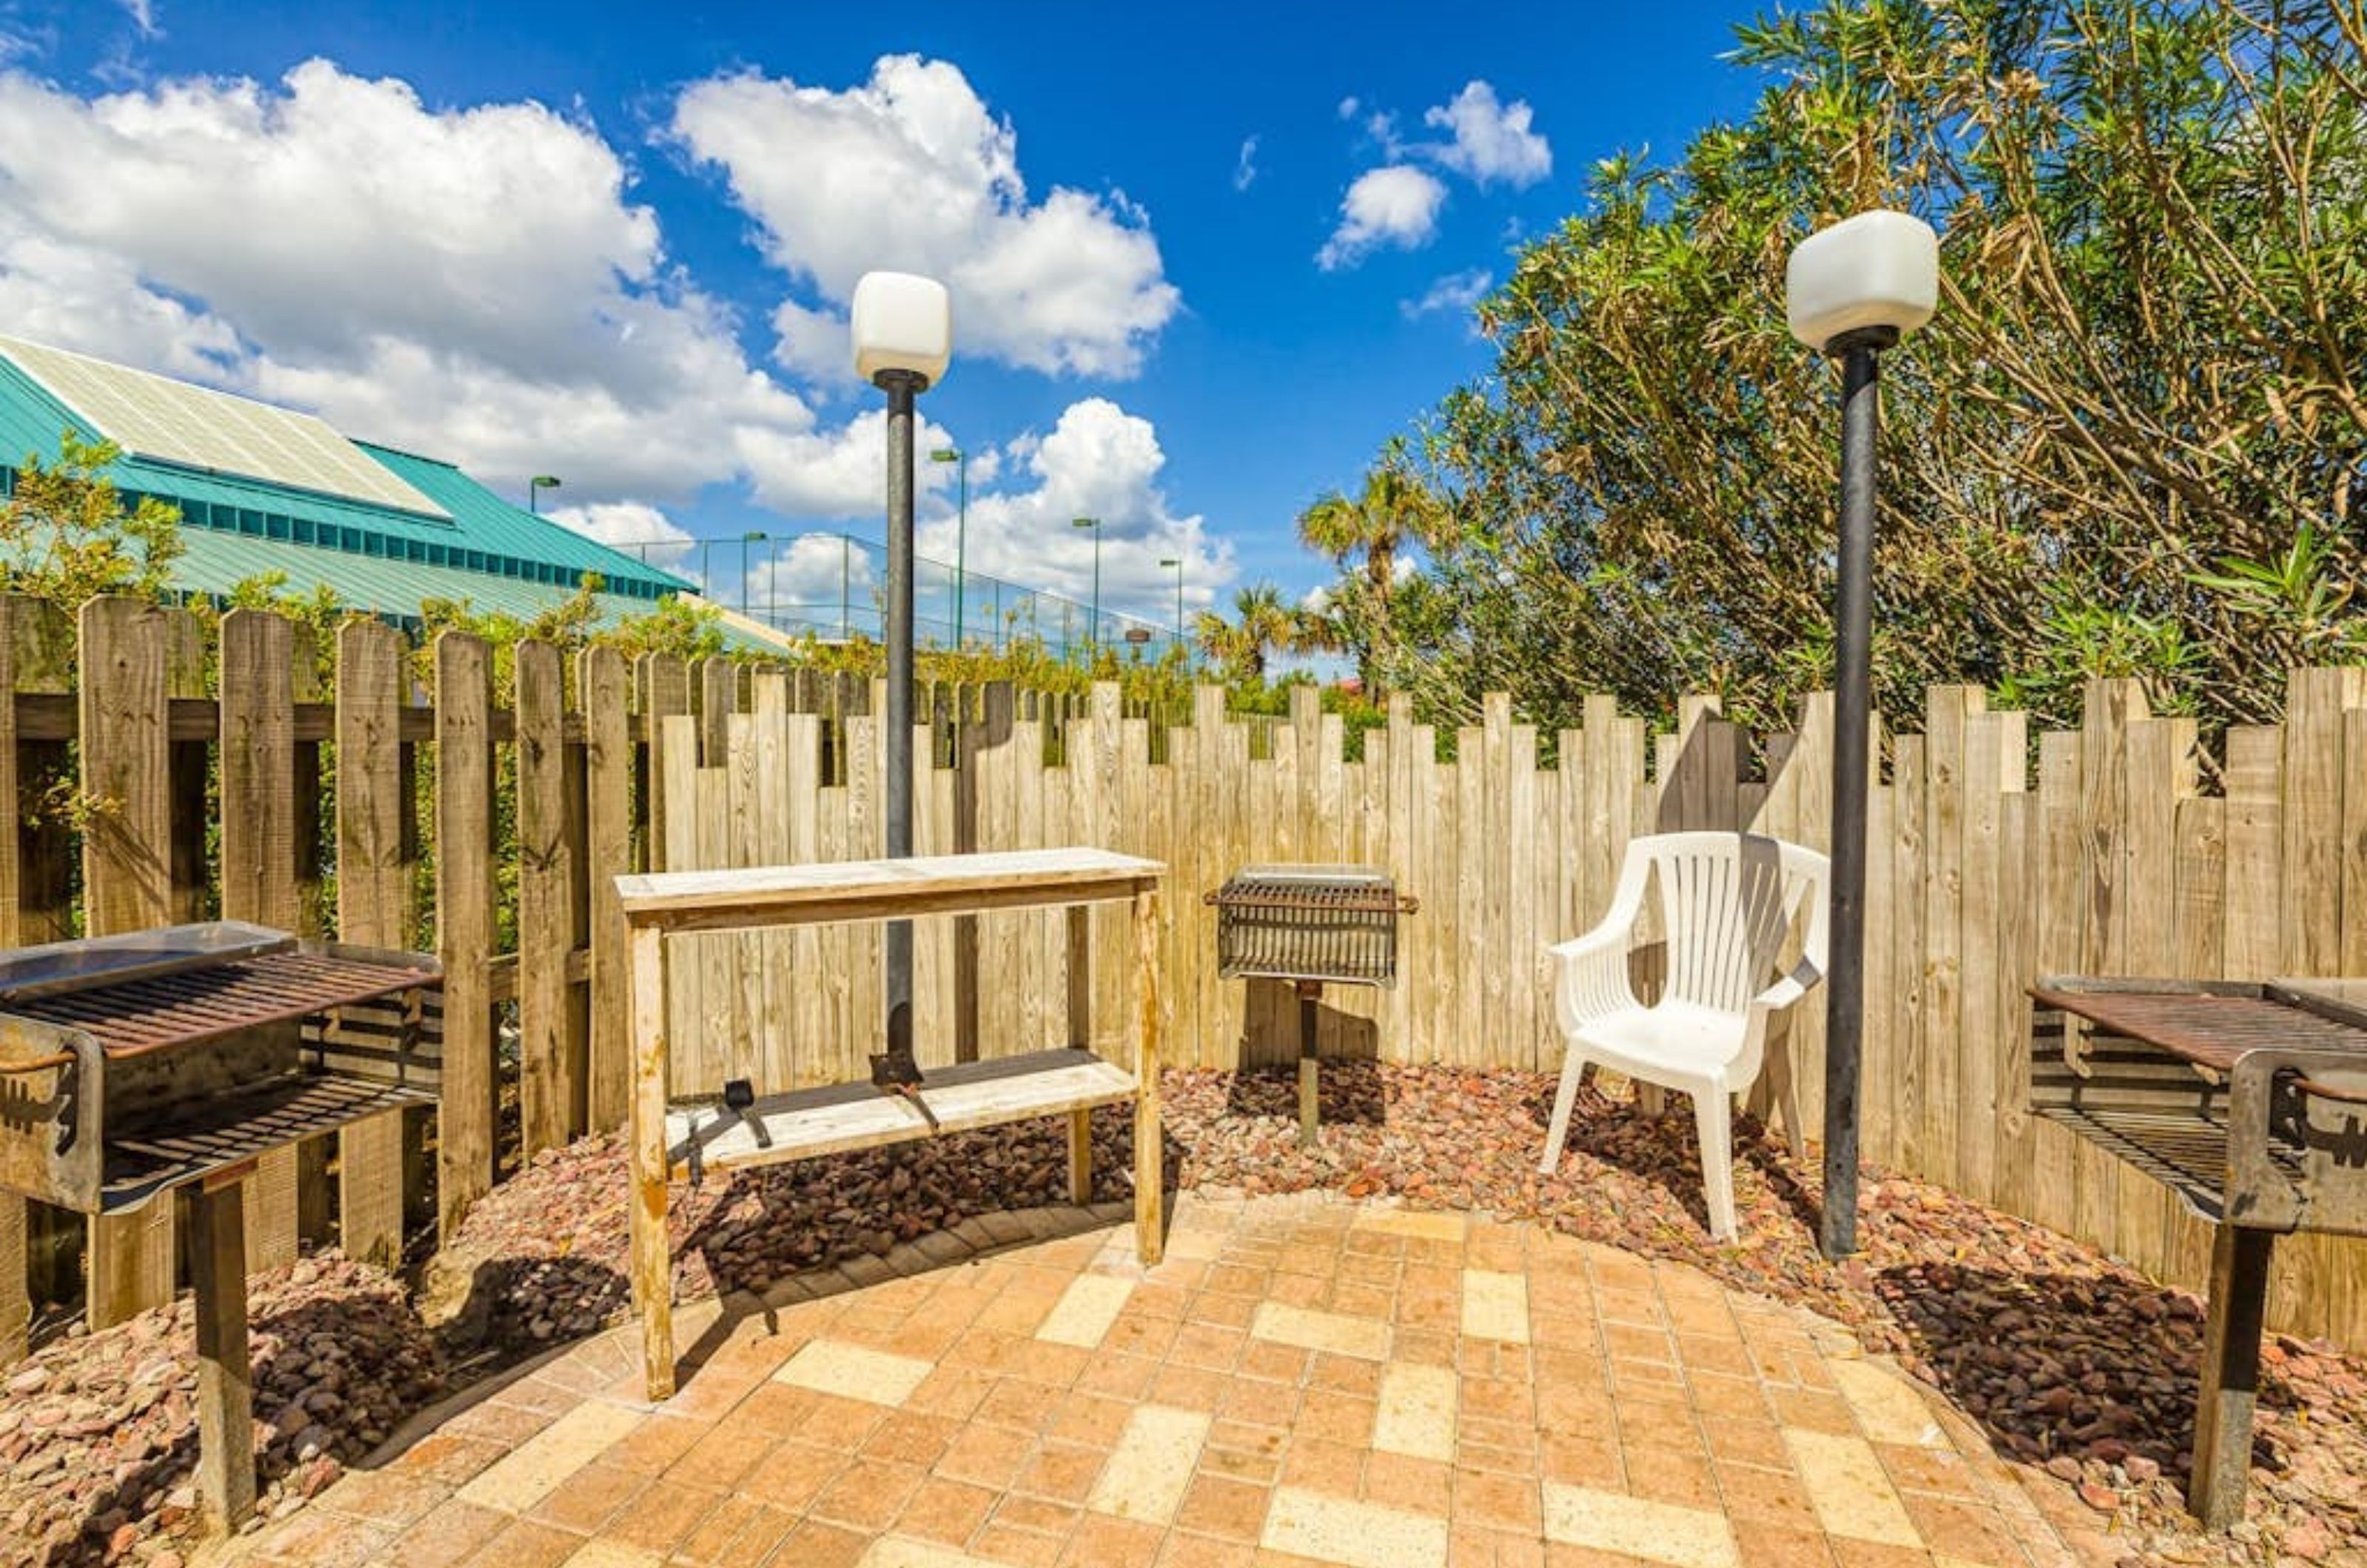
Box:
0;345;696;626
169;528;671;633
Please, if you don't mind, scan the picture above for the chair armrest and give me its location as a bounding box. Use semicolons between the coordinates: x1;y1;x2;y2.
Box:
1746;953;1826;1024
1549;921;1640;1035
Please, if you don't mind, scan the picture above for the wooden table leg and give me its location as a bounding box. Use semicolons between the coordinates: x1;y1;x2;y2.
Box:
2190;1224;2273;1527
1067;1108;1094;1205
1296;981;1322;1150
185;1177;255;1533
1133;889;1164;1266
628;923;676;1401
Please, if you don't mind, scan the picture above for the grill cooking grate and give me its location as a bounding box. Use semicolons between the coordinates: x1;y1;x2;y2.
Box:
4;951;441;1066
1209;866;1415;987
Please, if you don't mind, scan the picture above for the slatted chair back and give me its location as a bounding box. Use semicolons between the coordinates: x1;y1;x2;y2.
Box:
1641;832;1829;1021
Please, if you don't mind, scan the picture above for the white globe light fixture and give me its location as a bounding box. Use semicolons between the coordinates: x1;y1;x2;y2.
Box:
1786;210;1938;1260
851;271;952;1095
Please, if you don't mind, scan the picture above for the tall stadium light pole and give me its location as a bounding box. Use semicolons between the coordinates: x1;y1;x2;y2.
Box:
852;271;952;1094
528;474;561;513
1159;556;1184;660
931;447;968;646
1073;516;1101;655
1786;210;1939;1260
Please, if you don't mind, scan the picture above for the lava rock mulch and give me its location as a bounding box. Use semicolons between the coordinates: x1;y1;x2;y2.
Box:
0;1259;440;1568
6;1064;2366;1568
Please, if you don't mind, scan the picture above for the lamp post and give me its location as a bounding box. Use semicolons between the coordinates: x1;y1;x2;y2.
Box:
1158;556;1184;660
528;474;561;513
852;271;952;1094
1073;516;1101;655
1786;209;1939;1260
931;447;968;647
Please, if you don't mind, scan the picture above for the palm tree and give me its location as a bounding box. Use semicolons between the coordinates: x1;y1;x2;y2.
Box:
1193;582;1294;682
1294;444;1447;695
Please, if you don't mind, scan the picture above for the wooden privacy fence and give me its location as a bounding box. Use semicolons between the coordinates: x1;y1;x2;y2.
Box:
1;590;2364;1359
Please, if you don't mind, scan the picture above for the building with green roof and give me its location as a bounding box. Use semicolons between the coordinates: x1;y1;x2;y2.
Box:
0;334;694;630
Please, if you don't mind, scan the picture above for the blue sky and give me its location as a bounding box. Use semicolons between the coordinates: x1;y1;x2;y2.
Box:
0;0;1766;632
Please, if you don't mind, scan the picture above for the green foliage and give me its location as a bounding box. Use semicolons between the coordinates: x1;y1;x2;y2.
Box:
0;433;183;606
412;575;728;698
1350;0;2367;739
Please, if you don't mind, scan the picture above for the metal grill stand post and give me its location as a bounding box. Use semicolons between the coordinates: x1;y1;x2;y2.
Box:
1296;980;1322;1149
186;1171;254;1530
1208;868;1416;1146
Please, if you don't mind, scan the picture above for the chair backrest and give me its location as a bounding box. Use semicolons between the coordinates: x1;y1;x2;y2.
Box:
1632;831;1829;1015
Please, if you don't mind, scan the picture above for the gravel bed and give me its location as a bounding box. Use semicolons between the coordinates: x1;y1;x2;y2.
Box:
0;1259;441;1567
5;1063;2363;1568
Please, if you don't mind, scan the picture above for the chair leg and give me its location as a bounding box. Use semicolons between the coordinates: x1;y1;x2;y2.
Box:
1774;1037;1807;1159
1540;1044;1587;1175
1692;1087;1738;1242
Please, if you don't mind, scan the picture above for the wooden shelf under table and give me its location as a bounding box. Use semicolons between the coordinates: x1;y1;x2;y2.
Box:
666;1047;1136;1179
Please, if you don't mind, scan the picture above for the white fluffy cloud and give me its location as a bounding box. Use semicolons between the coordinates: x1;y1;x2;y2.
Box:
547;500;696;572
1319;79;1550;274
1402;267;1493;320
0;58;820;501
1234;135;1258;192
1317;166;1448;271
935;399;1229;626
670;57;1179;380
1422;81;1550;188
0;55;1232;615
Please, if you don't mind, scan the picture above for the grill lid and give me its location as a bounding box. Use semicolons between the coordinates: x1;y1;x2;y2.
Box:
0;920;297;1003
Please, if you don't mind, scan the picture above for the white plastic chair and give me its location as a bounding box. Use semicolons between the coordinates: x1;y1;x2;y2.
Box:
1538;831;1830;1241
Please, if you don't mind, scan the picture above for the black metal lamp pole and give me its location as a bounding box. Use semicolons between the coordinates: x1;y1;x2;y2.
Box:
1788;206;1936;1260
1819;325;1892;1260
874;368;925;1089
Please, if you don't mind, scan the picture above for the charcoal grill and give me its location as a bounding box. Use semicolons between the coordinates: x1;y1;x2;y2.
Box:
1208;866;1417;1146
0;920;442;1532
2028;976;2367;1527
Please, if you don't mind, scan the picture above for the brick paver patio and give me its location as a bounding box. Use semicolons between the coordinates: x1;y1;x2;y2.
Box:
208;1192;2116;1568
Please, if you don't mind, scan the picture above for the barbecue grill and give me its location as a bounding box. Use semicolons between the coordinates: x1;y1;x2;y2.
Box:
0;920;442;1532
2027;976;2367;1527
1208;866;1417;1146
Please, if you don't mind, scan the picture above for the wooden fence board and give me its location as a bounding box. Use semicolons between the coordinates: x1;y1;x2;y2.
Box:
582;646;632;1129
335;618;413;1267
217;610;302;1271
434;632;497;1238
80;598;176;1327
2029;731;2084;1234
0;601;22;1360
1890;734;1929;1178
516;640;582;1155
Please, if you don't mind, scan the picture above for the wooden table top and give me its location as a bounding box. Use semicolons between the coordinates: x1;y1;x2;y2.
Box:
617;846;1166;934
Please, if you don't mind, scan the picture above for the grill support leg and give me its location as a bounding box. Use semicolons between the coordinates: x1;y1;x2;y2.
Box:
1297;981;1323;1149
186;1175;255;1534
2191;1223;2274;1528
